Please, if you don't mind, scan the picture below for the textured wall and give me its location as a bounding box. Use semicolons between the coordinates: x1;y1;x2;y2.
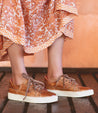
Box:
62;0;98;67
0;0;98;67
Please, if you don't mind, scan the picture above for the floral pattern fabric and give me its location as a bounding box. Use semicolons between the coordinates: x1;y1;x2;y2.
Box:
0;0;78;61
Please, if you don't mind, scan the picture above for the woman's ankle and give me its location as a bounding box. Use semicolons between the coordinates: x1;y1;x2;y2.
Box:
11;73;27;85
47;72;63;83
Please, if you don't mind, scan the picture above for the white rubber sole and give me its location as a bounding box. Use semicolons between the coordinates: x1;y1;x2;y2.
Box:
47;89;94;97
8;92;58;103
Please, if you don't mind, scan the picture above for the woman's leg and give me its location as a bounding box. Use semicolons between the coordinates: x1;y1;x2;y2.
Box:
47;34;65;82
46;34;94;97
8;43;27;85
7;43;58;103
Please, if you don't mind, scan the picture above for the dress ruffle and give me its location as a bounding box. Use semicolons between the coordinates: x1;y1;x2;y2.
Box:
0;0;78;61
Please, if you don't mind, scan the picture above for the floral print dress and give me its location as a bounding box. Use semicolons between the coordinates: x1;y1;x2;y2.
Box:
0;0;78;61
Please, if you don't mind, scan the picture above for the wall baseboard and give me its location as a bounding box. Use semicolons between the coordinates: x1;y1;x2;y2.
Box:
0;67;98;74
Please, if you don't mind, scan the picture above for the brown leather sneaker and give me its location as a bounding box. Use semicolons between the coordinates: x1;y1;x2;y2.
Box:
44;74;94;97
8;73;58;103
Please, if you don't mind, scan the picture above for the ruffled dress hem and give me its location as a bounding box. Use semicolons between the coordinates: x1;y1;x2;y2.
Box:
0;3;78;61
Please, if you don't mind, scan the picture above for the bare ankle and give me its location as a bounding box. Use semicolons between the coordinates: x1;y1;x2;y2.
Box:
11;73;27;85
47;66;63;82
47;73;63;83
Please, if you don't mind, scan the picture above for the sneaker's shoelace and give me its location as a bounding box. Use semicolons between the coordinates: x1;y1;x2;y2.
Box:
22;73;45;100
56;74;79;88
64;74;78;84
